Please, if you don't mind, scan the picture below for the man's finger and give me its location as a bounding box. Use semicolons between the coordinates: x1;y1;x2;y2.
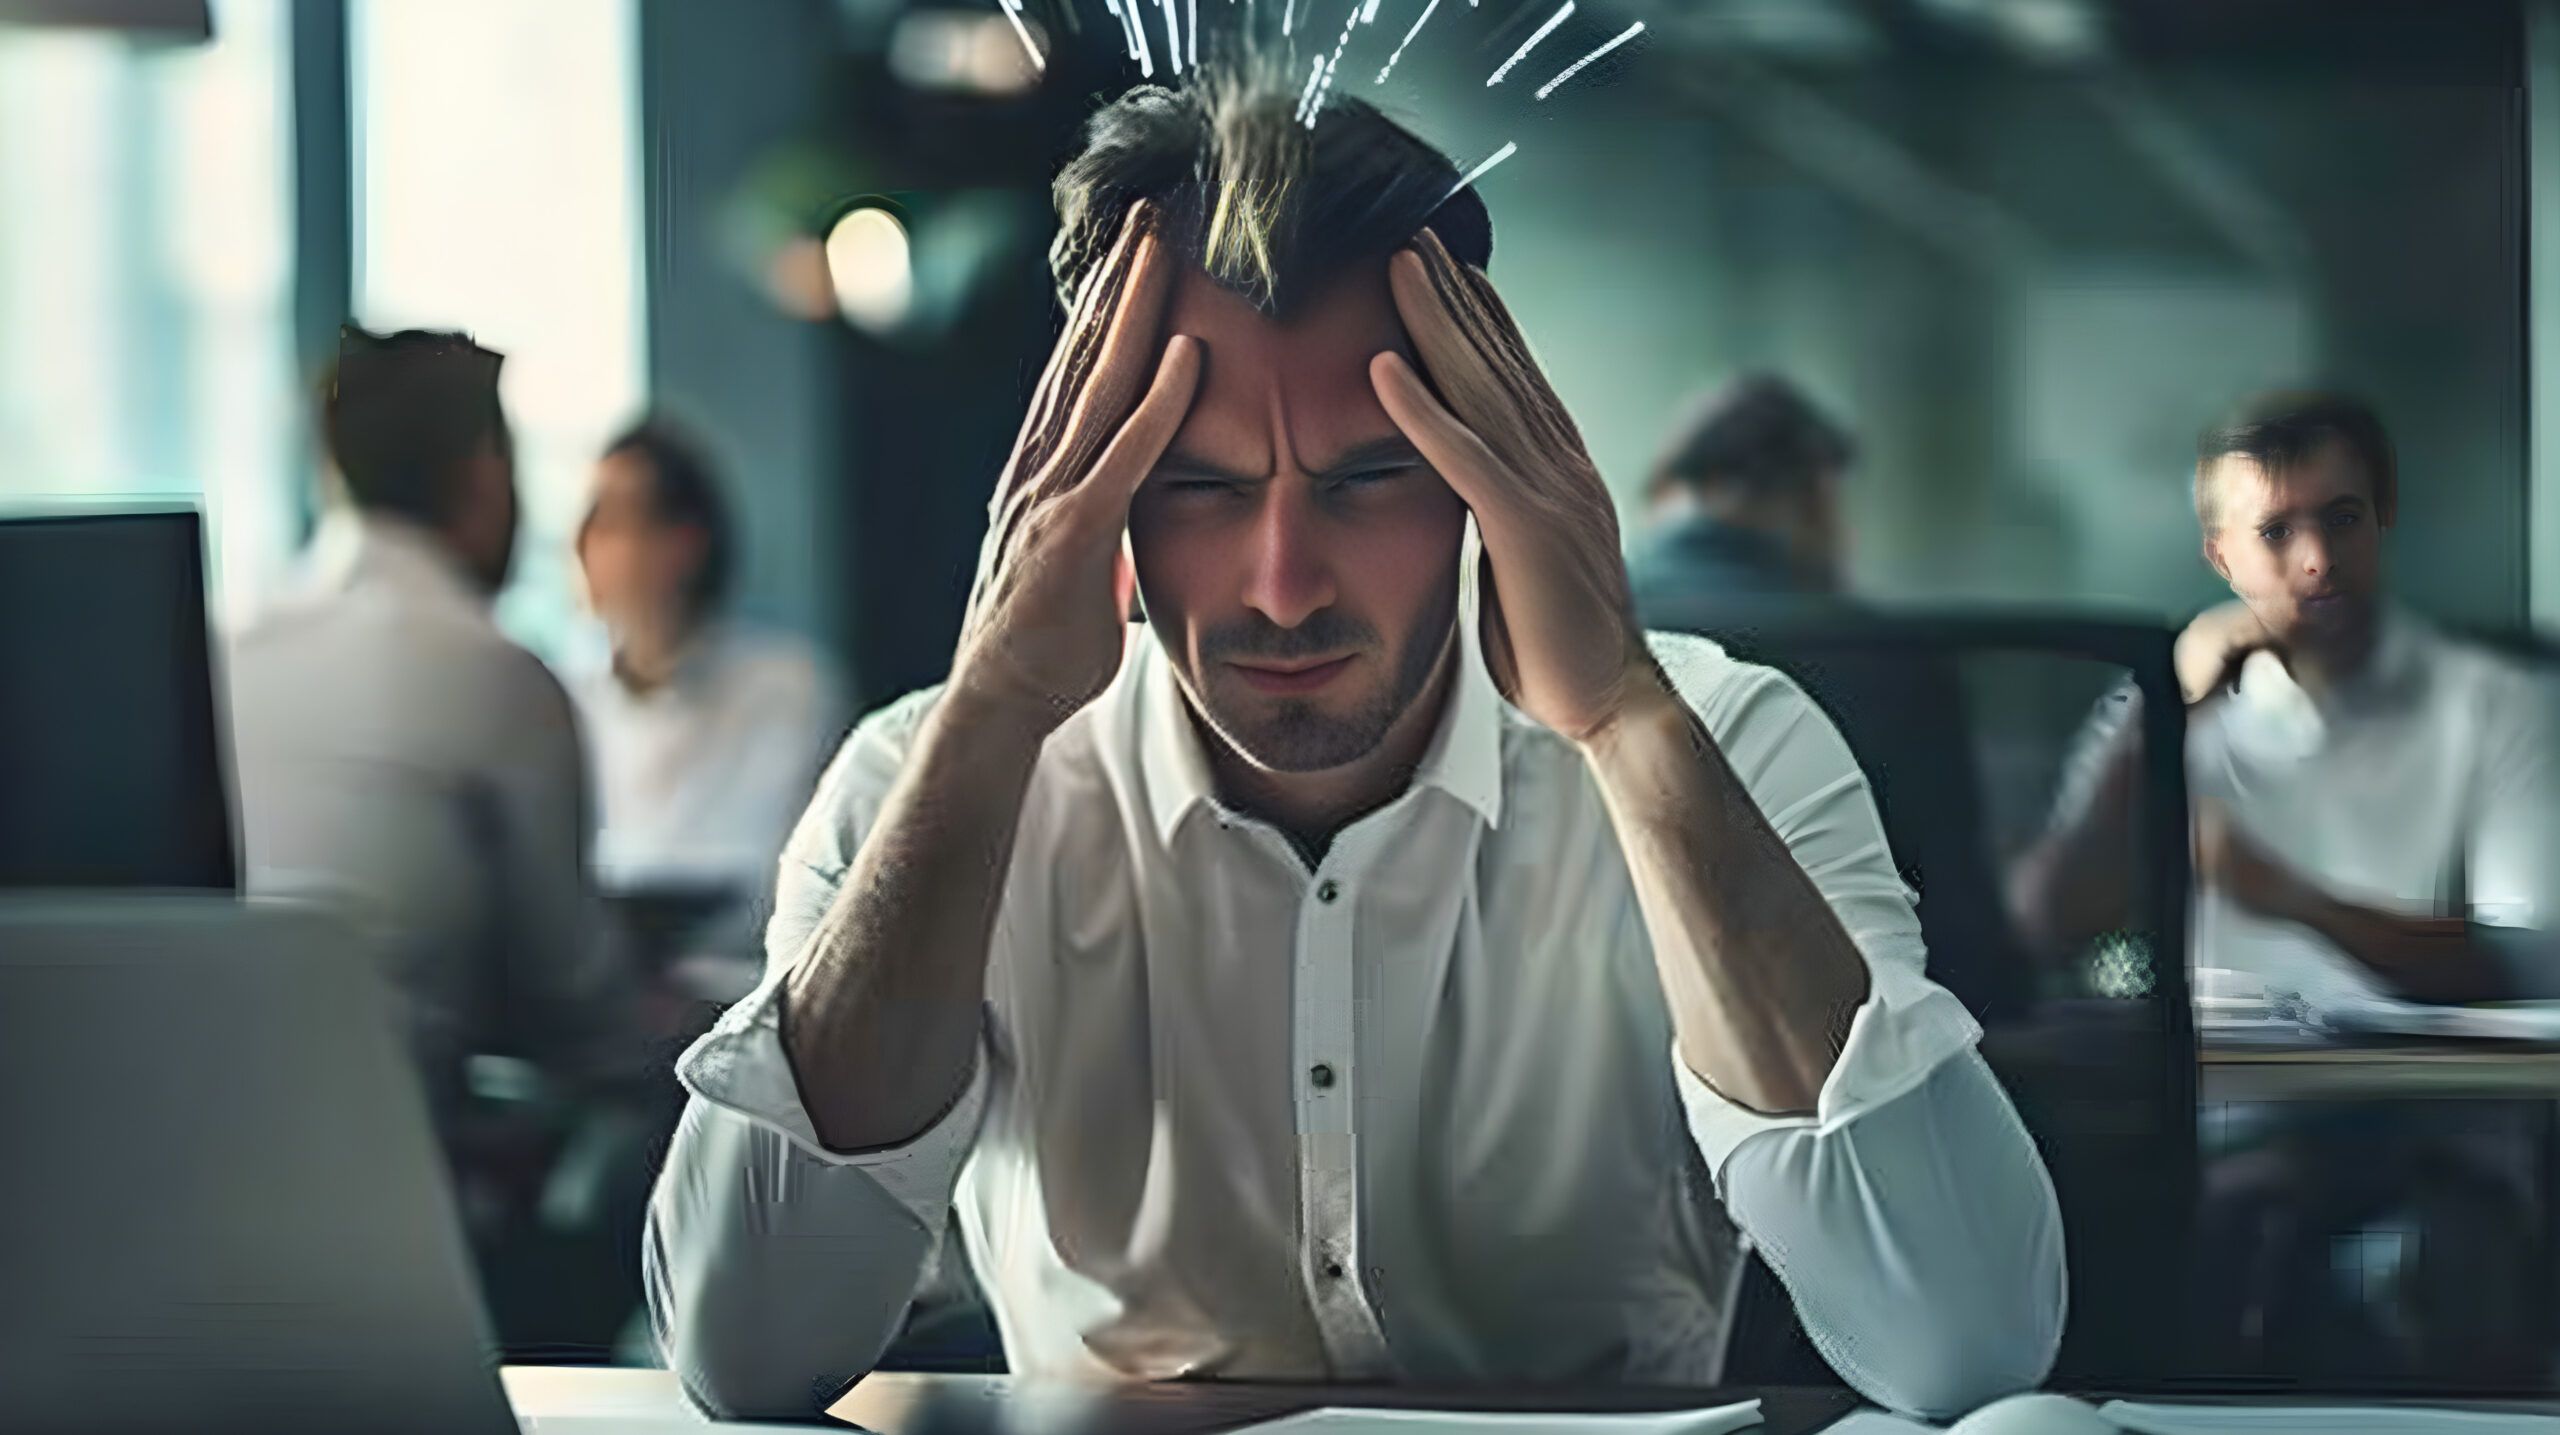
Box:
1043;213;1183;503
1370;349;1512;520
1075;333;1203;522
998;201;1157;513
1393;237;1596;485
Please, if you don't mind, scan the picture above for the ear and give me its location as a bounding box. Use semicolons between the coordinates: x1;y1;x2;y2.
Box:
2202;531;2233;586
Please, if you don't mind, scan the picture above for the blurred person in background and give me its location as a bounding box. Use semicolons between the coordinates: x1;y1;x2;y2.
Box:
1626;372;1853;615
227;325;647;1357
2010;390;2560;1382
566;417;848;1006
2013;390;2560;1005
1629;374;2030;1022
646;71;2061;1422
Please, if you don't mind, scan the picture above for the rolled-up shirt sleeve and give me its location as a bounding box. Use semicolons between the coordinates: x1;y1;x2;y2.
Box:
645;689;988;1419
1652;636;2066;1418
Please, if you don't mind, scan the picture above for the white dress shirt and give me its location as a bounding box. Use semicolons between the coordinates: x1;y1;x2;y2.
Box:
227;512;637;1119
563;624;847;892
2056;612;2560;1005
645;617;2065;1420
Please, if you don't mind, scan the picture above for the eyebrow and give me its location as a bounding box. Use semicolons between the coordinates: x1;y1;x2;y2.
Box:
1150;437;1427;486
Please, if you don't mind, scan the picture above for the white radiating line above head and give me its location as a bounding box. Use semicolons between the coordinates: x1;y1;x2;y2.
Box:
1129;0;1155;74
1375;0;1438;83
1160;0;1182;72
1283;0;1296;34
1533;19;1641;100
1295;50;1326;122
1188;0;1198;66
1360;0;1380;22
1487;1;1573;86
1301;52;1340;128
1448;140;1517;199
995;0;1046;70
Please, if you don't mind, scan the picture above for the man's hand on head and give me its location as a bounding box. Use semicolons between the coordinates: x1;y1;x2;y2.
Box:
951;201;1202;734
1369;229;1659;747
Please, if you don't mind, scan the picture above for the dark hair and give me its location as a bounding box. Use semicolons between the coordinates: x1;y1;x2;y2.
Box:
2195;390;2398;531
322;325;509;528
1049;60;1492;319
595;416;737;622
1650;373;1855;501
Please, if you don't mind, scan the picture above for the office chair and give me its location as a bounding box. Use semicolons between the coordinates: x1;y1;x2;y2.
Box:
1641;604;2197;1394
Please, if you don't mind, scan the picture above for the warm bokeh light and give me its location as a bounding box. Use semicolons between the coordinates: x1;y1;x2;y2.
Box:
825;206;914;335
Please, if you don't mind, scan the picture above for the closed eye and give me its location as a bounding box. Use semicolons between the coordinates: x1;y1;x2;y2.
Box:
1330;462;1420;491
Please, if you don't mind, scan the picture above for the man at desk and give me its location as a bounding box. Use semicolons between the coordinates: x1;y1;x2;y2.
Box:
2013;390;2560;1004
230;327;639;1133
2011;390;2560;1378
649;75;2063;1421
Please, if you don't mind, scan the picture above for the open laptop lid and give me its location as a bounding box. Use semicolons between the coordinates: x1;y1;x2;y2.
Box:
0;896;517;1435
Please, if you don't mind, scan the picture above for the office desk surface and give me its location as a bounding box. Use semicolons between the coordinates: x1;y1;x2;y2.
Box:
503;1368;1863;1435
2200;1042;2560;1102
503;1368;2560;1433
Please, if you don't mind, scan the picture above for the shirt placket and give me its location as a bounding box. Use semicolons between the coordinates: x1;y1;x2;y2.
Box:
1294;857;1392;1377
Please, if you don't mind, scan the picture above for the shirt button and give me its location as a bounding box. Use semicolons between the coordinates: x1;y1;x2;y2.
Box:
1322;1259;1346;1280
1317;879;1340;904
1310;1063;1336;1089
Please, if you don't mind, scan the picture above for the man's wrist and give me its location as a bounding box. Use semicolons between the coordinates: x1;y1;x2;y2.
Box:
937;670;1078;750
1575;663;1698;785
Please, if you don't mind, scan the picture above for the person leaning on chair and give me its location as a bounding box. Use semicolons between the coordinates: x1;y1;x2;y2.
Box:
647;66;2065;1422
2010;390;2560;1382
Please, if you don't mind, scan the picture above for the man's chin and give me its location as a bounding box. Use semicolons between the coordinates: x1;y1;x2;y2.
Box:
2281;596;2375;651
1203;694;1393;775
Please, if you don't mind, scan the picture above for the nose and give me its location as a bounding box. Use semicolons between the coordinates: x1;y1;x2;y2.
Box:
1238;480;1337;631
2298;530;2332;582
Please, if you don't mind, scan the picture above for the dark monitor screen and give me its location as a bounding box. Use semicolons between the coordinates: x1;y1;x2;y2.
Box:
0;509;237;890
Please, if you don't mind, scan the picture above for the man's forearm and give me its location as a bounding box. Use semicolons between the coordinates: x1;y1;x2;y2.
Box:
2006;722;2142;964
1581;679;1871;1115
2276;887;2507;1004
781;694;1052;1152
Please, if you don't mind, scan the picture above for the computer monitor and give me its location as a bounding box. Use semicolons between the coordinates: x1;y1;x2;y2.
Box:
0;508;238;890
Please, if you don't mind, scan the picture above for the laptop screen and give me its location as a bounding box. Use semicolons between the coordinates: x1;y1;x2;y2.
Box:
0;509;237;890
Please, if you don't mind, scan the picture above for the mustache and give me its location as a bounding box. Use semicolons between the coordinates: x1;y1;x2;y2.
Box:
1199;611;1378;666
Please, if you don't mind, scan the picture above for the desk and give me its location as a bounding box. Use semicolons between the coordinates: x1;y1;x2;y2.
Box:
504;1369;2560;1433
502;1368;1862;1435
2201;1043;2560;1104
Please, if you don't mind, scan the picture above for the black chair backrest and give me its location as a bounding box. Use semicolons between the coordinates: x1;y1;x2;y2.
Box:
1647;601;2197;1391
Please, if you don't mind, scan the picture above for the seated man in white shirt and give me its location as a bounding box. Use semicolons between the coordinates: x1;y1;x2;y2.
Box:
647;74;2064;1421
567;417;848;1002
2013;390;2560;1006
2011;390;2560;1380
230;327;641;1134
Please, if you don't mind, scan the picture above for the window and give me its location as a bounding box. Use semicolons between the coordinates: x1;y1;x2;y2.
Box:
349;0;645;657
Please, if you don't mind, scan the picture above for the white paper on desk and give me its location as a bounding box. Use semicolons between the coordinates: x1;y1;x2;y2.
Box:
2099;1400;2560;1433
518;1416;839;1433
1812;1414;1934;1434
1241;1400;1763;1435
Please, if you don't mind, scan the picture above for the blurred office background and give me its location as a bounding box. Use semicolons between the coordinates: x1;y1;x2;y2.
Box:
0;0;2546;695
3;0;2556;1387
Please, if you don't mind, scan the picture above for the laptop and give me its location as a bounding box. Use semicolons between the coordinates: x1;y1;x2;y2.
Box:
0;896;519;1435
0;508;237;891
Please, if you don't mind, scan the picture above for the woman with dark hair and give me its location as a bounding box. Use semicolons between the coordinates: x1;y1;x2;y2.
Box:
566;417;847;996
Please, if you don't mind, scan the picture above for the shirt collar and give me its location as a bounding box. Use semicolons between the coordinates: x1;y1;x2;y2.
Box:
1131;605;1509;850
301;508;489;616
